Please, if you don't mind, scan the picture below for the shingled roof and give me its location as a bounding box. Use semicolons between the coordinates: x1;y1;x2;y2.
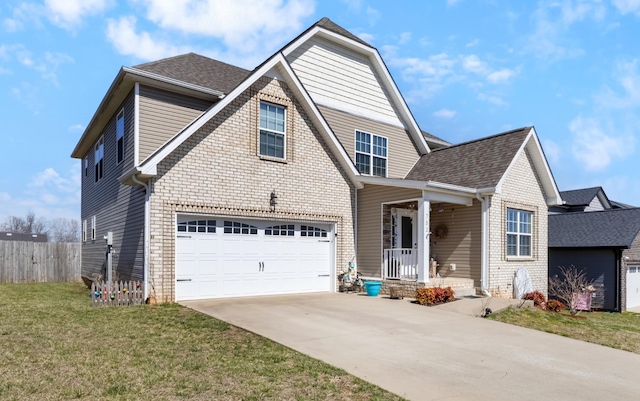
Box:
405;127;530;188
314;17;373;48
134;53;251;94
560;187;604;206
549;208;640;248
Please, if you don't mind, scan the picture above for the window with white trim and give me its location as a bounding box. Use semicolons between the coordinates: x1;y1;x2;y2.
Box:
116;109;124;164
84;157;88;177
259;101;286;159
91;216;96;241
94;136;104;182
82;219;87;242
355;130;387;177
506;208;532;257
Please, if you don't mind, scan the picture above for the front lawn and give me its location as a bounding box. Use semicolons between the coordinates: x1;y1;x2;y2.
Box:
0;282;404;401
488;307;640;354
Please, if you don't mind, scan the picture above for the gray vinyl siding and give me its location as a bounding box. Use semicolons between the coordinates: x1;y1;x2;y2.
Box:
81;90;145;282
318;105;421;179
430;200;481;286
549;248;619;311
357;185;421;277
138;85;213;162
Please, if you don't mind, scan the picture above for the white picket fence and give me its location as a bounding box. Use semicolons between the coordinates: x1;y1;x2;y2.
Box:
90;280;145;307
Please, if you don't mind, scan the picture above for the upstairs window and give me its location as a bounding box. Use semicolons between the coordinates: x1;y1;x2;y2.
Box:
116;109;124;164
355;130;387;177
91;215;96;241
94;136;104;182
506;208;532;257
82;220;87;242
259;102;286;159
84;157;88;177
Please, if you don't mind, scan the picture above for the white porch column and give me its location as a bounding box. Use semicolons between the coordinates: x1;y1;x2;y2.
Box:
417;192;430;283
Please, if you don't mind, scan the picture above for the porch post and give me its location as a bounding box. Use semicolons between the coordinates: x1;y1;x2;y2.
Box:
417;192;430;283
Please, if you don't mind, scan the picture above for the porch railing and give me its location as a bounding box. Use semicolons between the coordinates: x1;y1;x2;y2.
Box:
384;248;417;280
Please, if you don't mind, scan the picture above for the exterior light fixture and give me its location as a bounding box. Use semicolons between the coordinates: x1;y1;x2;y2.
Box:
270;190;278;212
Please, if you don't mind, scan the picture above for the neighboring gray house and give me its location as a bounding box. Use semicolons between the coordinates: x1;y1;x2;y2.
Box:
71;18;561;303
549;187;640;311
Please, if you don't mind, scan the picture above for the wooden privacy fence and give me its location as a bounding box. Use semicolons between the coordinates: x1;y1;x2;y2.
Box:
90;280;145;307
0;240;81;283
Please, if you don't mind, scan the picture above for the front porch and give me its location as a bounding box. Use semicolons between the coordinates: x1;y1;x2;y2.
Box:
379;197;482;298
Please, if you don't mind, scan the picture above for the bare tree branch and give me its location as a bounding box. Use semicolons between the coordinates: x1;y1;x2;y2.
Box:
548;265;593;316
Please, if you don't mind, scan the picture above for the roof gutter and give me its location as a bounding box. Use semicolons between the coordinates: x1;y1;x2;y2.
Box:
476;193;492;298
131;173;151;302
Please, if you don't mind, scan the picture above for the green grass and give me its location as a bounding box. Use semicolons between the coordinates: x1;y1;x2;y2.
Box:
0;282;405;401
488;306;640;353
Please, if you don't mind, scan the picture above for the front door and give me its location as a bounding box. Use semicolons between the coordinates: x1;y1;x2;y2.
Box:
397;209;417;250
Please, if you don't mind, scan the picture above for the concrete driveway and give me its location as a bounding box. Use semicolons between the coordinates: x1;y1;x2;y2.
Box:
182;293;640;401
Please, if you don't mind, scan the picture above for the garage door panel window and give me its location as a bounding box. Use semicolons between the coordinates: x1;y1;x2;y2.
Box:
178;220;216;233
301;225;328;238
265;225;294;236
224;221;258;235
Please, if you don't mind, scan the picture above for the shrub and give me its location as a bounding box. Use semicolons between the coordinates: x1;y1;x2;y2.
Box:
545;299;566;312
415;287;455;305
523;290;546;309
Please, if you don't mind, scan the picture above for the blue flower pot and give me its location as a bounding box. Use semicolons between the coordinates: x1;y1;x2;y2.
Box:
364;281;382;297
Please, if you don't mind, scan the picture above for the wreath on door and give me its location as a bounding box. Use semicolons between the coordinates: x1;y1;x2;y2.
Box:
434;224;448;240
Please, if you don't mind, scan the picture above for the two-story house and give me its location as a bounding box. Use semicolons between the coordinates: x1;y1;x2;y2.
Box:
72;18;561;303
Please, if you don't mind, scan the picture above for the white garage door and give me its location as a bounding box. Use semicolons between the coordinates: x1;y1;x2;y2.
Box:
175;216;334;301
627;266;640;309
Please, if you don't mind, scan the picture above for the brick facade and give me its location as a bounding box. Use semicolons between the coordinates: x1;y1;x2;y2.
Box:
487;148;549;297
146;77;355;302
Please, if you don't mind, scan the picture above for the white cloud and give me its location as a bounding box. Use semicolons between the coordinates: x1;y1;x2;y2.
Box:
523;1;606;61
358;32;375;43
106;16;192;62
0;166;81;224
612;0;640;14
447;0;461;5
398;32;411;45
598;59;640;109
366;6;380;25
69;124;85;131
433;109;456;119
477;92;507;106
137;0;314;53
570;116;633;171
45;0;112;29
462;55;490;75
487;68;517;83
465;39;479;48
1;44;72;84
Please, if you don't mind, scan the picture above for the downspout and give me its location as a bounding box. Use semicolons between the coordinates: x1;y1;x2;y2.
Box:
476;193;491;297
131;173;150;302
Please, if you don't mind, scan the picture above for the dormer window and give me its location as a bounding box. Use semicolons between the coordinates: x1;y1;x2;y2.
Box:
355;130;387;177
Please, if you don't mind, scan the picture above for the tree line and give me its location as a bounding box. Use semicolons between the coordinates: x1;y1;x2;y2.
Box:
1;212;80;242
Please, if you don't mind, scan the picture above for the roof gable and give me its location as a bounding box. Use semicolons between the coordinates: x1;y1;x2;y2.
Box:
549;208;640;248
406;127;530;188
281;18;430;155
405;126;562;205
135;52;361;188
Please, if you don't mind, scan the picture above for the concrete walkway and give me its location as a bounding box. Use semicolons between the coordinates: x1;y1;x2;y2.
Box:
182;293;640;401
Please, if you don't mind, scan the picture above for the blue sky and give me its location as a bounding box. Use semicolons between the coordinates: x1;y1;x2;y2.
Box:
1;0;640;223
